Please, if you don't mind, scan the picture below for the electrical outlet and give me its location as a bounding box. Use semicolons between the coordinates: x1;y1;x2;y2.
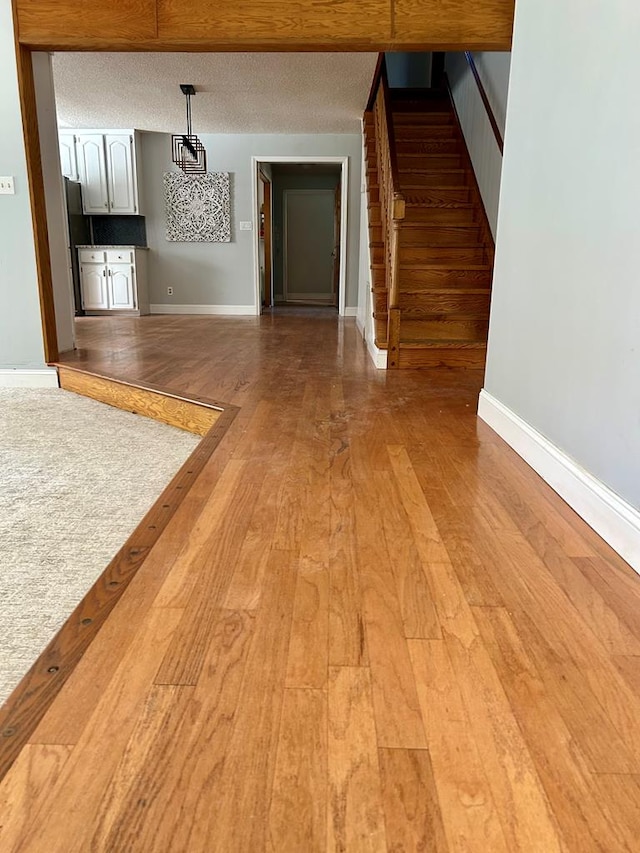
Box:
0;177;15;195
167;287;174;296
239;221;253;231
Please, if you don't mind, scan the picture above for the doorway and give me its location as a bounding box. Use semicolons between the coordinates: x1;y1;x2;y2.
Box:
252;157;348;316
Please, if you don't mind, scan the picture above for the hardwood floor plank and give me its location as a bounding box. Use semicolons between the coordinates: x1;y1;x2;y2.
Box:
378;747;449;852
268;688;327;852
0;744;73;850
329;401;368;667
374;471;442;639
88;685;194;851
286;569;329;689
14;608;184;851
424;560;563;851
473;604;640;852
327;666;387;852
154;476;262;685
118;609;255;852
187;549;298;852
408;639;508;852
353;476;428;749
223;472;283;610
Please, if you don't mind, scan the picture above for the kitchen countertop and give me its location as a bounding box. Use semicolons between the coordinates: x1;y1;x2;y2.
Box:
76;245;150;250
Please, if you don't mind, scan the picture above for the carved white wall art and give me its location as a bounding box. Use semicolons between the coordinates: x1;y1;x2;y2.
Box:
164;172;231;242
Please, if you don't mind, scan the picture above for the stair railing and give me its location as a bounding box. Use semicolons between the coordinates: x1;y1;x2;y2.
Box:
368;55;405;368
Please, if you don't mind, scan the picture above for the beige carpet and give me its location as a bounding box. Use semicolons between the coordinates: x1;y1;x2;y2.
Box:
0;388;200;705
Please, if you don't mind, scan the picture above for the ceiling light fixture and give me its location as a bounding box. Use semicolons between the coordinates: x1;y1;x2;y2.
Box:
171;84;207;174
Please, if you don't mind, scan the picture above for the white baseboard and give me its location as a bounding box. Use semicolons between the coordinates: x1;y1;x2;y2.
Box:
343;307;357;317
478;390;640;573
150;304;257;316
367;337;387;369
0;368;59;388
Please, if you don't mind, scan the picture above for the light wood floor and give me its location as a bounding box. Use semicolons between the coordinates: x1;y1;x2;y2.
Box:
2;313;640;851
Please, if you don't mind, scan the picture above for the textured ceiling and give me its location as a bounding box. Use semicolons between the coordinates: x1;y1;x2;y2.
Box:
52;52;378;134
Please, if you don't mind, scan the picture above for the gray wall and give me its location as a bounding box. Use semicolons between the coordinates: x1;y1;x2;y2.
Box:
271;170;340;298
141;132;362;310
0;0;47;369
385;53;432;88
485;0;640;510
445;51;510;237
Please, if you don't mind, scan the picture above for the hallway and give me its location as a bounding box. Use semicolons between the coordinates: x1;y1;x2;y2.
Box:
1;313;639;851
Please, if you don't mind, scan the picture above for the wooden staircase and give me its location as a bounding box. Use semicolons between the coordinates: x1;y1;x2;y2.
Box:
364;87;494;369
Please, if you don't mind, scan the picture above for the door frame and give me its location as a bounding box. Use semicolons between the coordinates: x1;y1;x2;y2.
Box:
258;168;272;308
251;156;349;317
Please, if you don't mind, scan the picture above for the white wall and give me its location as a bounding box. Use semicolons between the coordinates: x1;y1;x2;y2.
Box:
32;52;75;354
141;132;362;311
0;0;48;371
445;52;510;237
484;0;640;512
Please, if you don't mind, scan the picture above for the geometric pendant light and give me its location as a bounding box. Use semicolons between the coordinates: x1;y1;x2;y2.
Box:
171;84;207;173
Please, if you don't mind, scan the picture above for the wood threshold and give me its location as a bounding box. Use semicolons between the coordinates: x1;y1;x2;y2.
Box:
0;369;239;782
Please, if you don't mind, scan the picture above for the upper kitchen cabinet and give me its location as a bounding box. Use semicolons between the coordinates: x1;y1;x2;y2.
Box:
75;131;143;215
58;131;79;181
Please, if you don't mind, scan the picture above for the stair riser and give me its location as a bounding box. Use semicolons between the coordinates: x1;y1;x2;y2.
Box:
393;113;454;126
402;247;487;265
371;246;384;264
400;317;489;341
404;208;478;225
400;268;492;289
404;188;471;205
398;155;463;170
369;225;382;243
397;139;461;154
399;293;491;315
395;126;458;141
400;226;482;246
397;348;486;369
401;171;468;187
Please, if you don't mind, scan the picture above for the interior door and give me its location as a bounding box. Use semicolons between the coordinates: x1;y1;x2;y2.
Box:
284;189;336;304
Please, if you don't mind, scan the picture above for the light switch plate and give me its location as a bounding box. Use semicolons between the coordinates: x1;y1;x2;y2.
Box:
0;177;15;195
239;221;253;231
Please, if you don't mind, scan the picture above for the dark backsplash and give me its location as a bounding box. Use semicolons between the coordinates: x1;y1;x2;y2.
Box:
90;215;147;246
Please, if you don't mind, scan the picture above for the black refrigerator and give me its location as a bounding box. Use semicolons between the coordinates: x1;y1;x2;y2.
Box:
64;178;92;316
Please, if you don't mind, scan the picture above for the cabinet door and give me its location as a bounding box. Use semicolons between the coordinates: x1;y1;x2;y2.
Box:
58;132;78;181
80;264;108;309
105;134;138;214
108;264;135;309
76;135;109;214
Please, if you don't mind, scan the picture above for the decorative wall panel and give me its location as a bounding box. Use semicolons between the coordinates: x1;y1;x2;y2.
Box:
163;172;231;242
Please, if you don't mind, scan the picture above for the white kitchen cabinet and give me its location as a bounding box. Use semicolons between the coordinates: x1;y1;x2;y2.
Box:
79;262;109;310
79;248;149;315
107;263;135;309
58;131;78;181
72;131;142;215
76;134;110;214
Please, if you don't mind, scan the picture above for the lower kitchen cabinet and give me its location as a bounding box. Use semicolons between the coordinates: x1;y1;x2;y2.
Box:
79;247;149;315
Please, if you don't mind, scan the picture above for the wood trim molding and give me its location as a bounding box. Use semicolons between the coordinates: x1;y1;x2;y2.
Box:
478;390;640;574
365;52;385;112
0;372;239;782
57;365;223;435
13;35;58;363
463;50;504;154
